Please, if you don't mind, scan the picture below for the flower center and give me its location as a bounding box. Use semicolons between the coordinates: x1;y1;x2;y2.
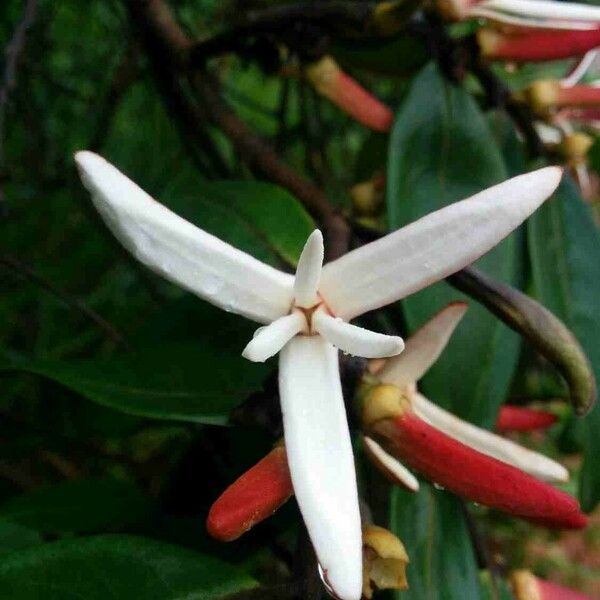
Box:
291;295;333;335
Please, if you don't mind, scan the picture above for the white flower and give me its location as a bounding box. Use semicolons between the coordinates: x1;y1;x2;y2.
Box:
75;151;561;600
447;0;600;29
366;303;569;493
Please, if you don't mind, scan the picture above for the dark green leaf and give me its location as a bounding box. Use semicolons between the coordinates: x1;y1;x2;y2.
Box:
386;63;519;427
0;521;42;556
528;177;600;510
1;342;269;425
390;484;481;600
0;479;155;535
0;535;257;599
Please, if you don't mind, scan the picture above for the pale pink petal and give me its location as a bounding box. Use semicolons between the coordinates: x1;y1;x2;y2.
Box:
378;303;467;387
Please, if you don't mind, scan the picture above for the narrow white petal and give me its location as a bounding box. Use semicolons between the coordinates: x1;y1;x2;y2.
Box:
562;50;599;87
294;230;324;308
378;303;468;387
313;311;404;359
470;7;595;29
363;436;420;492
412;393;569;483
320;167;562;320
75;151;294;324
279;337;362;600
242;312;304;362
481;0;600;21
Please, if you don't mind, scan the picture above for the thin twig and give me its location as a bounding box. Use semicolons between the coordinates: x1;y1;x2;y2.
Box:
89;42;140;152
0;0;38;208
0;255;127;346
126;0;351;260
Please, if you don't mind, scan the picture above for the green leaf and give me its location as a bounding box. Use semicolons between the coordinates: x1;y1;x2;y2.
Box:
0;479;155;535
1;342;269;425
0;535;257;599
528;177;600;511
386;63;519;427
0;521;42;556
390;483;481;600
174;180;316;267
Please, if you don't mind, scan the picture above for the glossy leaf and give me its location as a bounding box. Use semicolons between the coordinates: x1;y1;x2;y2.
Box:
0;535;257;599
390;483;482;600
528;177;600;511
1;342;269;425
386;63;519;427
0;479;155;535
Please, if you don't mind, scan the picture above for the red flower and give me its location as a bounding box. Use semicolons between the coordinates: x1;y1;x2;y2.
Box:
495;406;558;433
478;27;600;62
306;56;393;133
207;445;293;541
364;389;587;529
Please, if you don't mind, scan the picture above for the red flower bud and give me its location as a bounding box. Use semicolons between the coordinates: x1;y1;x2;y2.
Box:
495;406;558;433
306;57;394;133
511;569;593;600
207;445;293;541
478;27;600;62
369;404;587;528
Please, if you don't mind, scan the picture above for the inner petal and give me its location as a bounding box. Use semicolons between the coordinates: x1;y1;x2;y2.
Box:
294;230;324;308
313;310;405;359
242;312;305;362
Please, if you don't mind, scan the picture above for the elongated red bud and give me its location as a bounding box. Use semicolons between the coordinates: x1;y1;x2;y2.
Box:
526;81;600;114
495;406;558;433
207;445;293;541
511;569;593;600
306;56;394;133
478;28;600;62
365;400;587;528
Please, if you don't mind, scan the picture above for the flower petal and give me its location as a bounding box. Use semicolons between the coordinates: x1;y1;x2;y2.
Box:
470;7;595;30
362;436;419;492
294;230;324;308
75;151;294;324
242;312;304;362
481;0;600;22
412;393;569;483
314;311;404;358
279;336;362;600
319;167;562;320
377;302;467;386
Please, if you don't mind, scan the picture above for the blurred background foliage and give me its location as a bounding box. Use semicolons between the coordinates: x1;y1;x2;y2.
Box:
1;0;600;598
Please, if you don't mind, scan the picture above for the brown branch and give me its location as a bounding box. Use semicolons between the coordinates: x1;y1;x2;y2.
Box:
126;0;350;260
0;255;127;346
89;42;140;152
0;0;38;208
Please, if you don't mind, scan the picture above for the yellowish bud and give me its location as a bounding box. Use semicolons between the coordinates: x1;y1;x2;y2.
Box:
362;525;409;599
362;384;409;429
509;570;542;600
525;80;561;115
351;178;384;216
560;132;594;164
304;56;341;99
